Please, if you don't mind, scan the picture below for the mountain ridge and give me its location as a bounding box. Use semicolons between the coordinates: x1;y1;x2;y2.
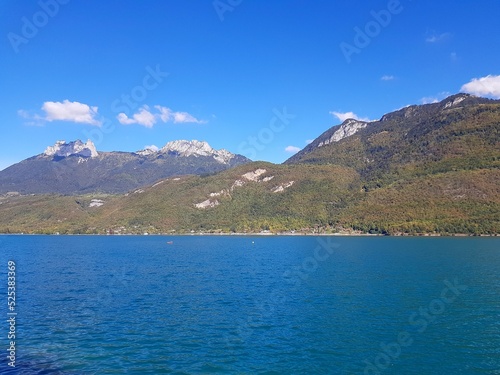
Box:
285;93;497;165
0;139;251;195
284;93;500;191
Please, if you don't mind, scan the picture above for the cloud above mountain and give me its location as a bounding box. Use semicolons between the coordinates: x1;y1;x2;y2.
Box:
18;100;205;128
461;75;500;99
42;100;101;125
285;146;301;153
330;111;371;122
117;106;157;127
117;105;206;127
19;100;101;126
420;91;450;104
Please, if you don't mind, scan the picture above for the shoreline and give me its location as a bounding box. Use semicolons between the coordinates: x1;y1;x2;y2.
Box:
0;232;497;237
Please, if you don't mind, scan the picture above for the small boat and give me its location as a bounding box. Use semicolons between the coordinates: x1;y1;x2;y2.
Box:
167;241;174;245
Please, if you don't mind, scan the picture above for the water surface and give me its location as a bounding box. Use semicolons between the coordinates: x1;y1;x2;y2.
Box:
0;235;498;374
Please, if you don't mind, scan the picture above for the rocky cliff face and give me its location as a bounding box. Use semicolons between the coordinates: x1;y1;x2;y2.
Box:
317;119;369;147
44;140;99;159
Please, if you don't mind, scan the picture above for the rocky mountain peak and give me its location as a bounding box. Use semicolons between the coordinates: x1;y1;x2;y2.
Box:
160;140;235;164
134;140;236;164
162;140;213;154
44;140;98;159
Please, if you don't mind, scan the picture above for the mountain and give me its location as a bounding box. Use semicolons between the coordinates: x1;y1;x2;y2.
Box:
0;94;498;235
0;139;250;195
285;94;499;185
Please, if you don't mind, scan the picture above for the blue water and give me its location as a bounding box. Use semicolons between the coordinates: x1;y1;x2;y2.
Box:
0;235;498;374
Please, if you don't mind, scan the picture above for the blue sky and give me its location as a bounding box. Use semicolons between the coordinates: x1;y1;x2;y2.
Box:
1;0;500;170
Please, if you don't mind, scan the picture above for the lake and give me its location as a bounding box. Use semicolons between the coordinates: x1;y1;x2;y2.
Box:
0;235;498;374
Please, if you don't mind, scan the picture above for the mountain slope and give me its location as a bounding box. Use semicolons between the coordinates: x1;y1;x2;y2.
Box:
0;140;250;195
0;162;363;234
0;161;497;235
286;94;499;188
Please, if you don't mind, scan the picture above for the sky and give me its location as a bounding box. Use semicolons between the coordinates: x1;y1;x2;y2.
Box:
1;0;500;170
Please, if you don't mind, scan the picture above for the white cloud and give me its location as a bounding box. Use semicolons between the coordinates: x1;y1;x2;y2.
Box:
155;105;172;122
330;111;371;122
18;100;101;126
420;96;439;104
305;139;313;144
17;110;44;126
42;100;101;125
117;106;157;127
17;109;30;119
381;75;395;81
420;91;450;104
118;105;206;127
461;75;500;99
426;32;452;43
155;105;206;124
132;108;156;127
116;113;135;125
172;111;205;124
285;146;301;153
